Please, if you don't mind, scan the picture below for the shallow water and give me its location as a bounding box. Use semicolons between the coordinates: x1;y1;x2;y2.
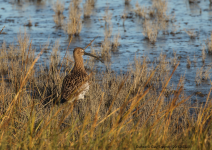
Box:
0;0;212;103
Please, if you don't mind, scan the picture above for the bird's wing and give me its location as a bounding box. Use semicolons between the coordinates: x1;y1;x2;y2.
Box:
61;72;88;101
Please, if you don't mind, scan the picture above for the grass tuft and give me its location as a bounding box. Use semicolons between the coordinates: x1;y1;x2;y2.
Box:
63;0;82;37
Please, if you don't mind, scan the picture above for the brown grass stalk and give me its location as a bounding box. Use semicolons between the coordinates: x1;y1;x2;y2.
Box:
0;26;5;34
0;49;43;127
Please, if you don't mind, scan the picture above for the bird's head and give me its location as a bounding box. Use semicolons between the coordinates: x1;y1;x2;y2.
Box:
72;37;103;63
73;47;85;58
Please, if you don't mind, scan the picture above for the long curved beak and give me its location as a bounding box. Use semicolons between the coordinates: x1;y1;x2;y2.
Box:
83;36;103;63
84;52;103;63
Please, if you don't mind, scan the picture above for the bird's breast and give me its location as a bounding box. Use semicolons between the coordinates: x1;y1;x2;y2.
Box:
78;82;89;100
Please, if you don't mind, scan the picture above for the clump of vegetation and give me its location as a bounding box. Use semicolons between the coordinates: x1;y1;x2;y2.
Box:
135;0;175;43
0;26;5;34
187;56;191;68
101;27;111;61
134;2;147;18
195;67;203;85
111;33;120;51
53;0;64;15
142;19;159;43
24;19;33;27
184;28;197;39
53;0;65;27
152;0;168;18
100;8;113;61
63;1;82;36
83;0;96;18
195;66;211;85
203;67;211;81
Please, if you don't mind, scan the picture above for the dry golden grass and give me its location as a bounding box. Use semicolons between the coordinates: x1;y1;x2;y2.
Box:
195;67;203;85
142;19;159;43
100;8;113;61
203;67;211;81
112;33;120;51
195;66;210;85
134;2;147;18
53;0;64;15
0;26;5;34
0;22;212;150
83;0;96;18
152;0;167;19
63;0;82;36
137;0;174;42
53;0;65;27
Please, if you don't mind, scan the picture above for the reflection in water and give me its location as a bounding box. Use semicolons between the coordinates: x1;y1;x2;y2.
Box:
53;14;65;28
83;17;92;29
66;35;83;47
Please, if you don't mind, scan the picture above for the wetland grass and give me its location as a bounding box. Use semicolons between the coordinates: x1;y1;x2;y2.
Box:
111;33;120;51
187;56;191;68
83;0;96;18
53;0;64;15
195;66;211;85
1;9;212;148
53;0;65;27
133;0;177;43
134;2;147;18
138;0;171;43
62;0;82;37
184;29;197;39
195;67;203;85
100;8;113;61
0;26;5;34
142;19;159;43
0;2;209;149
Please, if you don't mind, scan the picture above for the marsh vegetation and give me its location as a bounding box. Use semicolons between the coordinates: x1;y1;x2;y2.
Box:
0;0;212;149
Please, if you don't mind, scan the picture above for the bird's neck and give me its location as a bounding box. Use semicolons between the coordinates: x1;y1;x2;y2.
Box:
73;57;86;72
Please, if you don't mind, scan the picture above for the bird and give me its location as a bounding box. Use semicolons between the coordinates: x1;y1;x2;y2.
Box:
60;37;99;103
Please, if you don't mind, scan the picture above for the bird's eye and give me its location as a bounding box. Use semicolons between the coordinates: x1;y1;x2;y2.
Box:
81;49;84;52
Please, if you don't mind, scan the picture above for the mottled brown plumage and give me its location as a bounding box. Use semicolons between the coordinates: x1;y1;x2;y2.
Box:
61;47;89;103
61;37;98;103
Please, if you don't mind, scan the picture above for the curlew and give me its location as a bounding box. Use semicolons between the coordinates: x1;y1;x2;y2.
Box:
61;37;100;103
